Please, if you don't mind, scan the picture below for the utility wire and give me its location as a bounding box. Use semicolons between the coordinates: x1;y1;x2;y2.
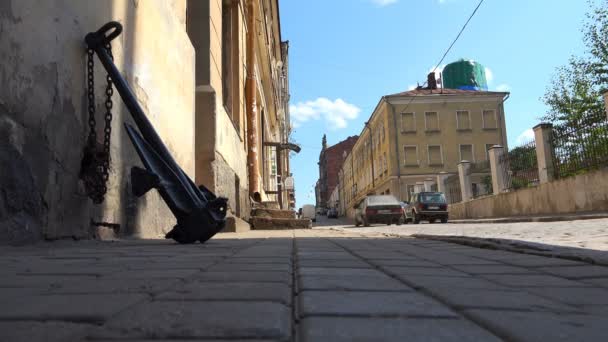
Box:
396;0;485;114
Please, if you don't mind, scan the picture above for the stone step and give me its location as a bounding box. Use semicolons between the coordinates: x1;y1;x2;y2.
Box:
222;213;251;233
250;217;312;230
251;208;296;219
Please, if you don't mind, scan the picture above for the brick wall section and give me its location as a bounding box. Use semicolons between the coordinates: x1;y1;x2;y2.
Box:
318;136;358;208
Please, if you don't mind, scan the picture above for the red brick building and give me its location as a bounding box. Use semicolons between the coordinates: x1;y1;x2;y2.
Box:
317;135;358;209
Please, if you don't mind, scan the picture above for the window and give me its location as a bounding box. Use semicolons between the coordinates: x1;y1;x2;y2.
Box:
456;111;471;130
428;145;443;166
459;144;474;162
404;145;419;166
222;1;239;129
483;110;497;129
425;112;439;132
401;113;416;133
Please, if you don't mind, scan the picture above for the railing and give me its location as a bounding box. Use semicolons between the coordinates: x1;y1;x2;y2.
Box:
499;138;539;191
470;160;492;198
551;117;608;179
445;174;462;204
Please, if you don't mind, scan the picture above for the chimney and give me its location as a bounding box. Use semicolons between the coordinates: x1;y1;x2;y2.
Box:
427;72;437;90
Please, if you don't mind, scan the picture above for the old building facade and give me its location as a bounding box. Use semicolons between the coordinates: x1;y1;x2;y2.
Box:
316;135;358;210
341;87;509;218
0;0;290;244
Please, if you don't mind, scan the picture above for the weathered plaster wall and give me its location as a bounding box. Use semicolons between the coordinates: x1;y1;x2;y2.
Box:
449;168;608;219
0;0;194;244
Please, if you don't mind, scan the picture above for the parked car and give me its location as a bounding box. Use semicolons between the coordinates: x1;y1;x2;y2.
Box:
404;192;448;224
302;204;317;222
355;195;404;227
327;208;338;218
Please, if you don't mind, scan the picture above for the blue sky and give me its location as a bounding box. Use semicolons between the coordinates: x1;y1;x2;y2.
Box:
280;0;591;207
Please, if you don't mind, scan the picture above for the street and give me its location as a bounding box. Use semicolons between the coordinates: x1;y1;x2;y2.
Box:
314;215;608;263
2;228;608;341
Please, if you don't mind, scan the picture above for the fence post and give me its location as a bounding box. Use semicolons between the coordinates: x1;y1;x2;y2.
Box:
604;92;608;120
436;172;449;193
533;123;555;184
488;145;507;194
458;161;472;202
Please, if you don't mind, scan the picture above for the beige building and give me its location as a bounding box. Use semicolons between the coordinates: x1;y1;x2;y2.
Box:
0;0;291;244
342;87;509;218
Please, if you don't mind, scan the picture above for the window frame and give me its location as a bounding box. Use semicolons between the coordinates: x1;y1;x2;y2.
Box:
427;144;444;166
459;144;475;163
403;145;419;166
424;111;440;133
456;110;472;131
482;109;498;130
400;112;417;133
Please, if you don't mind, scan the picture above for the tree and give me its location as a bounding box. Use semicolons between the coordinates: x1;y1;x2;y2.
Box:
542;0;608;128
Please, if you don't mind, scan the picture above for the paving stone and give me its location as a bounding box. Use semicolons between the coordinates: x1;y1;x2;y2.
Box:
501;257;586;268
536;265;608;279
299;275;410;291
298;317;501;342
296;252;357;260
156;281;291;304
298;267;382;276
297;259;370;268
481;274;591;288
0;321;93;342
465;309;608;341
581;277;608;288
367;259;444;267
105;269;200;279
426;287;579;312
206;262;292;273
452;264;536;275
352;252;411;259
0;294;146;322
0;275;97;288
525;287;608;305
96;301;291;340
299;290;457;318
47;278;179;294
381;266;470;277
395;275;507;290
125;260;217;270
195;271;291;284
228;257;292;264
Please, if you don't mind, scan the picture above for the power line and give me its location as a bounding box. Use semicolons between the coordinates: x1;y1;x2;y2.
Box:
398;0;485;114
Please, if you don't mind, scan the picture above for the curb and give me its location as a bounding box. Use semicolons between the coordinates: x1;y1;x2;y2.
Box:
450;213;608;224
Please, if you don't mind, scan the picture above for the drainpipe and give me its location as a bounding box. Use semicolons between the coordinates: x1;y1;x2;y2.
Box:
387;98;402;201
246;0;260;200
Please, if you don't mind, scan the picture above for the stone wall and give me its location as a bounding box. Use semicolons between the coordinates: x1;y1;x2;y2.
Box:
0;0;194;244
449;168;608;219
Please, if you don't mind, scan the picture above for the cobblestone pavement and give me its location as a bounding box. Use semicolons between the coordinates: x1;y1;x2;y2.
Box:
2;229;608;341
319;216;608;263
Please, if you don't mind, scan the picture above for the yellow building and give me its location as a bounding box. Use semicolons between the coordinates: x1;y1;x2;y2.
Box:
343;87;509;218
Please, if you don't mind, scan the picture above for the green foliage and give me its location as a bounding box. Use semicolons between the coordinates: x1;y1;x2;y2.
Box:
481;175;493;194
542;0;608;128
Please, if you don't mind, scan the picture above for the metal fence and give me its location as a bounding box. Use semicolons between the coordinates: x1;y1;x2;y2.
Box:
499;138;539;191
551;118;608;179
470;160;492;198
445;174;462;204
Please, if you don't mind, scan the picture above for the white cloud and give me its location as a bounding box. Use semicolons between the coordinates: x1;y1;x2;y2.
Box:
370;0;398;6
485;67;494;84
496;84;510;92
290;97;361;130
515;128;535;145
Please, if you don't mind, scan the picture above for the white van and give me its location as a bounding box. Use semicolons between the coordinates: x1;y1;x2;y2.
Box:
301;204;316;222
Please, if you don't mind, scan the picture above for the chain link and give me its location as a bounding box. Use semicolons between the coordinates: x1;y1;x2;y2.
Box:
81;45;114;204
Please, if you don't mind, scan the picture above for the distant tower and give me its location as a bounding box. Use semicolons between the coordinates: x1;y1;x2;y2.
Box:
322;134;327;150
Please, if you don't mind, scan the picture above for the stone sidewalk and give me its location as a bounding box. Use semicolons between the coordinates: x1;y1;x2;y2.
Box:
1;229;608;341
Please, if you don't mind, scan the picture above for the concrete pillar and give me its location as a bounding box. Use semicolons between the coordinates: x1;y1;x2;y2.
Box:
488;145;508;194
533;123;555;184
423;178;434;192
436;172;449;193
604;92;608;120
414;182;425;194
458;161;472;202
